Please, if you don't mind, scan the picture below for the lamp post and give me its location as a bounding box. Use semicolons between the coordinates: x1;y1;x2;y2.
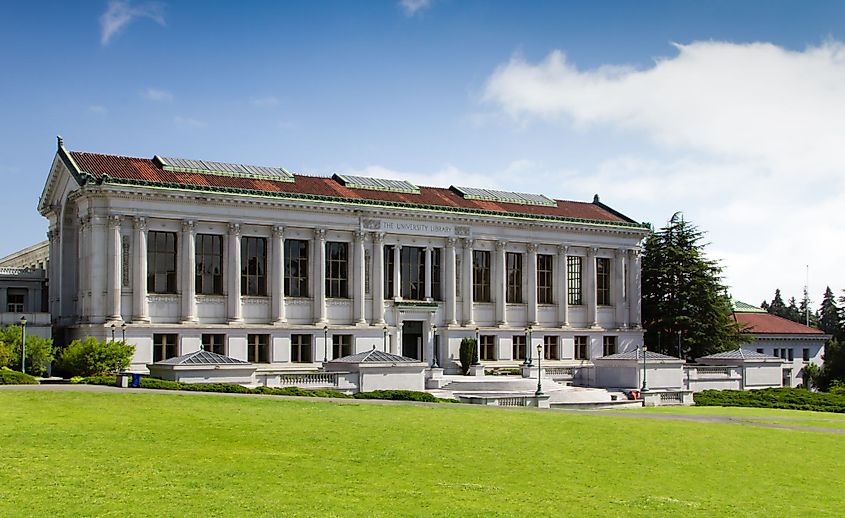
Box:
121;322;126;342
472;327;480;366
525;326;534;367
641;344;649;391
19;316;26;374
431;324;439;368
535;343;544;396
323;325;329;363
382;325;388;352
677;330;682;360
110;323;116;343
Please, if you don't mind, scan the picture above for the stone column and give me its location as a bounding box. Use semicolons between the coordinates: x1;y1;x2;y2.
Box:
586;247;598;328
314;228;327;324
354;231;366;324
133;217;149;322
527;243;538;326
424;246;433;301
108;216;122;322
79;215;88;320
47;227;59;319
181;220;197;323
271;226;286;324
89;214;107;324
462;238;474;326
629;249;642;329
496;240;507;327
372;232;385;324
446;238;457;326
228;223;242;323
558;245;569;328
615;248;627;329
392;243;402;299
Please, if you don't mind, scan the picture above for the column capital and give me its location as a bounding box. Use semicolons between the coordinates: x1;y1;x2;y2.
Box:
228;222;241;235
314;228;326;241
354;230;367;241
273;225;285;238
446;237;457;248
133;216;146;230
182;219;195;232
587;246;598;256
109;215;122;228
615;247;627;257
527;242;539;253
558;244;569;255
462;238;474;249
372;231;384;244
496;240;508;250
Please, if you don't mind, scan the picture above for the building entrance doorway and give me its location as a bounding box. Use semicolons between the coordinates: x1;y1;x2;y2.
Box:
402;320;423;360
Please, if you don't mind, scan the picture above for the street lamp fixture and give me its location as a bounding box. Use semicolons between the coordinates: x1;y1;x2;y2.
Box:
110;323;116;343
677;330;682;360
472;326;480;366
19;316;26;374
641;345;649;392
525;326;534;367
323;325;329;363
535;343;544;397
382;325;388;352
121;322;127;342
431;324;439;368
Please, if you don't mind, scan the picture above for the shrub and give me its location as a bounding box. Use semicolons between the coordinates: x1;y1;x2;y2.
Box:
459;338;476;375
694;388;845;413
354;390;438;402
140;378;182;390
77;375;117;386
0;325;55;376
0;366;38;385
57;337;135;377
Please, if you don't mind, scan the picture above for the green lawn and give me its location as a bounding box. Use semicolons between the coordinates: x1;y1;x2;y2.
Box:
622;405;845;420
1;390;843;517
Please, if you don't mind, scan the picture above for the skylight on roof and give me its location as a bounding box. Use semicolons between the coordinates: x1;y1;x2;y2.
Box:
333;174;420;194
155;156;294;182
451;186;556;207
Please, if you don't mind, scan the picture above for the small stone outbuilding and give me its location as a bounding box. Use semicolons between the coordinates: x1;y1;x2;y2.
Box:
323;348;427;392
147;350;257;384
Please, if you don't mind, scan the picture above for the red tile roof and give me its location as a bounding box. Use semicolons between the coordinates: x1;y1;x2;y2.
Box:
68;151;639;226
733;312;826;335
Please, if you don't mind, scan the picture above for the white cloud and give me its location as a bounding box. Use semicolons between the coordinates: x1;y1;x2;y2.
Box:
173;116;207;128
143;88;173;102
252;96;280;108
99;0;166;46
399;0;433;16
483;41;845;302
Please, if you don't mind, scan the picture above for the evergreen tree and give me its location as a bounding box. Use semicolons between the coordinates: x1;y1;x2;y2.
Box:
768;289;787;318
798;289;818;327
641;213;749;359
819;287;843;341
786;297;801;323
760;300;770;311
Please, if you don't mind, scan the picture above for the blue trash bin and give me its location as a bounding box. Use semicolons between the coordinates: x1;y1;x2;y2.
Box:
131;373;141;388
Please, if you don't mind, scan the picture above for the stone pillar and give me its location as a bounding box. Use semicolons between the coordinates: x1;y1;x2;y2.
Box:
496;240;507;327
314;228;327;324
107;216;122;322
527;243;538;326
629;249;642;329
372;233;385;324
424;246;433;301
586;247;598;328
271;226;286;324
462;239;474;326
228;223;242;323
47;227;59;319
133;217;149;322
392;243;402;299
89;214;107;324
446;238;457;326
558;245;569;328
615;248;627;329
181;220;197;323
354;231;366;324
79;215;88;319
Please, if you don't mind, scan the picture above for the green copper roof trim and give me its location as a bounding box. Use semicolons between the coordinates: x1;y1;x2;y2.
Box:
95;176;650;231
153;155;295;183
732;300;768;313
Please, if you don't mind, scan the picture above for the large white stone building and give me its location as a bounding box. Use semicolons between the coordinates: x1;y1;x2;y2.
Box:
39;138;649;373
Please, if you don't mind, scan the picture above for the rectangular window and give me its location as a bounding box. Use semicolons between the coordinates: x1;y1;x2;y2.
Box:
6;289;25;313
384;245;395;297
364;249;371;295
332;334;352;359
202;334;226;355
431;248;442;301
575;336;589;360
400;246;425;300
602;336;617;357
596;257;611;306
153;334;178;362
147;231;177;294
195;234;224;295
247;334;270;363
512;335;526;360
121;237;130;288
787;348;794;361
472;250;491;302
506;252;522;303
284;239;309;297
480;335;496;361
567;256;582;305
544;336;559;360
757;348;764;354
537;254;554;304
291;334;312;363
241;236;267;296
803;348;810;361
326;241;349;298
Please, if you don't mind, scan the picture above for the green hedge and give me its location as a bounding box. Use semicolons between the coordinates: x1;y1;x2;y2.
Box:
694;388;845;413
353;390;438;402
0;367;38;385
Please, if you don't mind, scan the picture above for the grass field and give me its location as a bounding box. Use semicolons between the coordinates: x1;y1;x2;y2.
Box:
1;389;843;517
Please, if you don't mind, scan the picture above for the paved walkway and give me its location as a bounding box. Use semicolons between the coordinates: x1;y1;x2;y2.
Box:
3;384;843;434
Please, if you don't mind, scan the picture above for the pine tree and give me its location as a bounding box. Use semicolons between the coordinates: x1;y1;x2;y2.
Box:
768;289;787;318
786;297;801;323
641;213;749;359
819;287;842;340
760;300;770;311
798;289;818;327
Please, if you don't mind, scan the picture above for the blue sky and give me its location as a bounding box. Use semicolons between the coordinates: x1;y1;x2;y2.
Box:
1;0;844;305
